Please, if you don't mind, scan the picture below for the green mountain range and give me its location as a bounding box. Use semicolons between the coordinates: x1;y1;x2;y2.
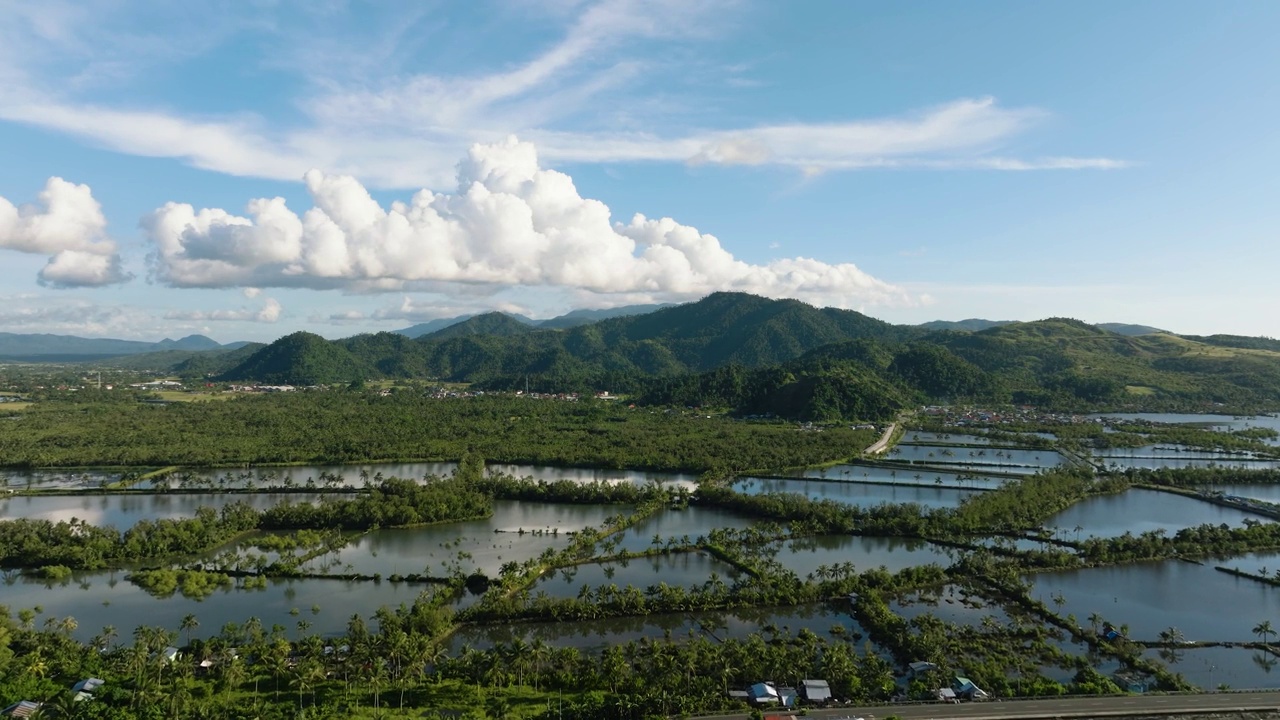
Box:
58;293;1280;419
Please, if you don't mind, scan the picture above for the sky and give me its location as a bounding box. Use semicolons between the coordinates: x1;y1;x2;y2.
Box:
0;0;1277;343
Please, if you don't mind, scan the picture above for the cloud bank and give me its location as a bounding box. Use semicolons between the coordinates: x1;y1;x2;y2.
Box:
145;138;912;309
0;177;131;287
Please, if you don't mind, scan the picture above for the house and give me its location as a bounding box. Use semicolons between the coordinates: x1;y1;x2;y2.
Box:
160;646;180;664
1113;672;1154;693
747;683;795;707
935;688;959;704
907;661;939;678
800;679;832;705
952;676;989;700
70;678;104;694
0;701;41;718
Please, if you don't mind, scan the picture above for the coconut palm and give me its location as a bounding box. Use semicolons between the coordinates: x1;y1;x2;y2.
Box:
1253;620;1275;645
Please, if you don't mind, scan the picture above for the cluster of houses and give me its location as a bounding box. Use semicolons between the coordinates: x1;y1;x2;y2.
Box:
728;663;993;711
2;677;106;717
919;405;1093;427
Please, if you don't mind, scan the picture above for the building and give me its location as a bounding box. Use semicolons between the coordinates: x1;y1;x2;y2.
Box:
800;679;832;704
0;701;41;718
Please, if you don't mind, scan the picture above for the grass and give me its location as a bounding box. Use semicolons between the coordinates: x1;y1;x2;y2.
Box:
0;402;32;410
1124;385;1157;396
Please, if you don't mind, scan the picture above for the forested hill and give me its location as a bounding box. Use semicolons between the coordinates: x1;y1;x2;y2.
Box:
215;292;920;385
151;292;1280;418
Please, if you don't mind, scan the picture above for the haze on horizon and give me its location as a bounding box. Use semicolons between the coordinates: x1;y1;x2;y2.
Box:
0;0;1276;343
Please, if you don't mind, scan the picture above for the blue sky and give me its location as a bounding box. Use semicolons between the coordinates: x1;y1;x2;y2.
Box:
0;0;1277;341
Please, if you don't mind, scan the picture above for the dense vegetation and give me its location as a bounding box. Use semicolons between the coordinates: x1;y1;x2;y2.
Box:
0;391;872;471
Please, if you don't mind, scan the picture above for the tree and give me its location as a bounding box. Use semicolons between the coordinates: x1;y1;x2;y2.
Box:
1253;620;1275;645
180;614;200;647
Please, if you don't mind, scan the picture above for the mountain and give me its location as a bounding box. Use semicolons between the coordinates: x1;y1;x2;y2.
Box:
536;304;673;329
209;294;1280;417
217;332;375;385
423;312;538;340
393;304;669;337
0;332;232;360
1096;323;1165;336
917;319;1013;332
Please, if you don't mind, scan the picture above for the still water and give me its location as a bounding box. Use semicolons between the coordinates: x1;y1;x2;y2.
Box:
735;476;977;508
297;501;626;577
0;492;331;529
1029;555;1280;642
1047;489;1258;538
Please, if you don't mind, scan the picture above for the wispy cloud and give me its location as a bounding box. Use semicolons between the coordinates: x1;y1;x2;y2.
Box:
0;0;1125;188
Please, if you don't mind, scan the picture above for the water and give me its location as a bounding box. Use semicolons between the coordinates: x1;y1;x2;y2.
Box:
0;493;331;529
0;569;426;643
0;462;699;491
1091;414;1280;447
533;552;742;599
770;536;955;578
298;501;626;578
1092;445;1280;471
613;507;757;553
1047;489;1258;539
0;470;120;489
886;445;1063;470
801;464;1006;490
889;585;1016;629
735;477;977;508
1205;484;1280;504
1028;558;1280;642
447;603;869;654
1143;646;1280;690
900;433;998;446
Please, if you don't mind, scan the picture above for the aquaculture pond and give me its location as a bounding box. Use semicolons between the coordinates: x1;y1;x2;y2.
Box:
1091;413;1280;447
533;552;742;599
889;585;1016;629
769;536;955;578
296;500;625;578
1092;446;1280;471
1202;483;1280;504
1046;488;1259;539
799;464;1006;491
446;603;871;655
0;492;333;529
1027;556;1280;643
0;462;699;491
886;445;1064;472
0;569;426;643
1142;645;1280;690
612;506;757;554
734;476;977;508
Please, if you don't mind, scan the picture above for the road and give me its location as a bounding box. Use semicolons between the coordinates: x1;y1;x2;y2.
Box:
864;422;899;455
696;691;1280;720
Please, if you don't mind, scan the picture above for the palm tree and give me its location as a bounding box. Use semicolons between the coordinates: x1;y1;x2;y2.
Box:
180;614;199;647
1253;620;1275;645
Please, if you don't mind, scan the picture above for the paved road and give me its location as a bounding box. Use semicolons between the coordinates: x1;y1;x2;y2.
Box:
864;422;899;455
696;691;1280;720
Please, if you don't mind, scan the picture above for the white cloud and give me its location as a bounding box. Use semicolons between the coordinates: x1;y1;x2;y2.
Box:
164;296;282;323
0;177;131;286
144;137;914;309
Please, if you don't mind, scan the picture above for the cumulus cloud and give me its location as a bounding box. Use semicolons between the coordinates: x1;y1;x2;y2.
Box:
145;137;913;309
0;177;131;286
164;296;282;323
